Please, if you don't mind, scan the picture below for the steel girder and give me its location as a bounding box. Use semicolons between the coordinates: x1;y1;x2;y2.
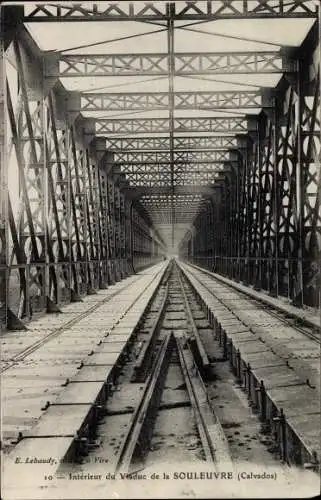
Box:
106;135;239;151
124;174;221;187
131;206;164;271
2;2;320;327
119;164;229;173
183;37;321;310
124;186;218;198
23;1;318;22
116;164;233;177
53;51;293;77
146;201;208;223
120;163;227;185
6;39;47;320
113;150;232;163
119;165;228;188
0;36;7;328
95;117;249;135
80;90;266;111
2;35;156;327
120;162;218;175
141;193;204;202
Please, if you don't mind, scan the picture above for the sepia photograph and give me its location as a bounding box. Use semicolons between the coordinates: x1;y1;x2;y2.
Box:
0;1;320;498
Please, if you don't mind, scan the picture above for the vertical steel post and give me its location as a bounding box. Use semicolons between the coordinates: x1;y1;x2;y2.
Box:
236;161;241;282
42;85;49;302
245;142;251;286
319;1;321;322
273;97;279;297
255;120;262;290
296;59;304;307
0;31;8;328
167;3;175;251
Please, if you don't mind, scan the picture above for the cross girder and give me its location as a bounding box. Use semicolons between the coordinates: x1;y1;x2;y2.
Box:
123;169;224;182
124;186;218;196
113;150;232;163
53;51;294;77
95;117;249;135
23;1;318;22
118;163;231;172
106;135;240;151
116;160;233;167
80;90;266;111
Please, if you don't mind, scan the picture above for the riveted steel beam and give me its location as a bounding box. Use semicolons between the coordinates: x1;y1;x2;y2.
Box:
106;135;241;151
168;3;175;247
112;150;235;163
23;1;318;22
79;90;267;111
123;185;218;197
117;163;231;173
50;51;294;77
95;117;249;135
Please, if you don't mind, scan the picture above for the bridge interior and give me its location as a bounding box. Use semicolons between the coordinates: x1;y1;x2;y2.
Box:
0;1;320;329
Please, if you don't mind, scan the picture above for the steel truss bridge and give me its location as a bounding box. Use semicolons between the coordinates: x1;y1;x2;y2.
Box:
0;1;320;328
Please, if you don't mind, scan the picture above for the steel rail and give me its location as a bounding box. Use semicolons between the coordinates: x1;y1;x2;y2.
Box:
175;335;232;467
176;265;210;368
175;337;215;462
115;333;173;473
116;331;231;473
181;261;321;345
132;282;169;382
1;265;169;373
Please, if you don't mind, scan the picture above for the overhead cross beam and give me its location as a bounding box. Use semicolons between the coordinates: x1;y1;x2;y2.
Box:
124;169;225;179
168;2;175;248
141;194;204;202
23;1;318;22
116;161;232;169
125;179;219;187
144;205;206;212
106;135;240;150
149;207;205;214
113;150;235;163
95;116;249;134
123;167;227;174
118;163;230;173
124;175;224;183
148;205;206;211
124;185;218;197
52;51;295;77
79;90;267;111
148;207;205;212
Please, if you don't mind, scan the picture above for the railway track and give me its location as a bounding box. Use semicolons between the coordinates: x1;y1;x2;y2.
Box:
263;307;320;345
4;259;319;496
115;332;232;475
186;263;320;345
0;273;158;374
57;261;302;478
1;263;171;455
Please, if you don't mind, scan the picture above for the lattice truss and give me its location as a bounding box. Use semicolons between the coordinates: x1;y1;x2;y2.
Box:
182;43;320;308
80;90;263;111
37;0;297;220
120;163;226;187
107;136;238;150
24;1;318;21
141;194;206;224
2;37;130;319
58;51;290;77
95;117;248;134
4;40;47;318
0;1;320;324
